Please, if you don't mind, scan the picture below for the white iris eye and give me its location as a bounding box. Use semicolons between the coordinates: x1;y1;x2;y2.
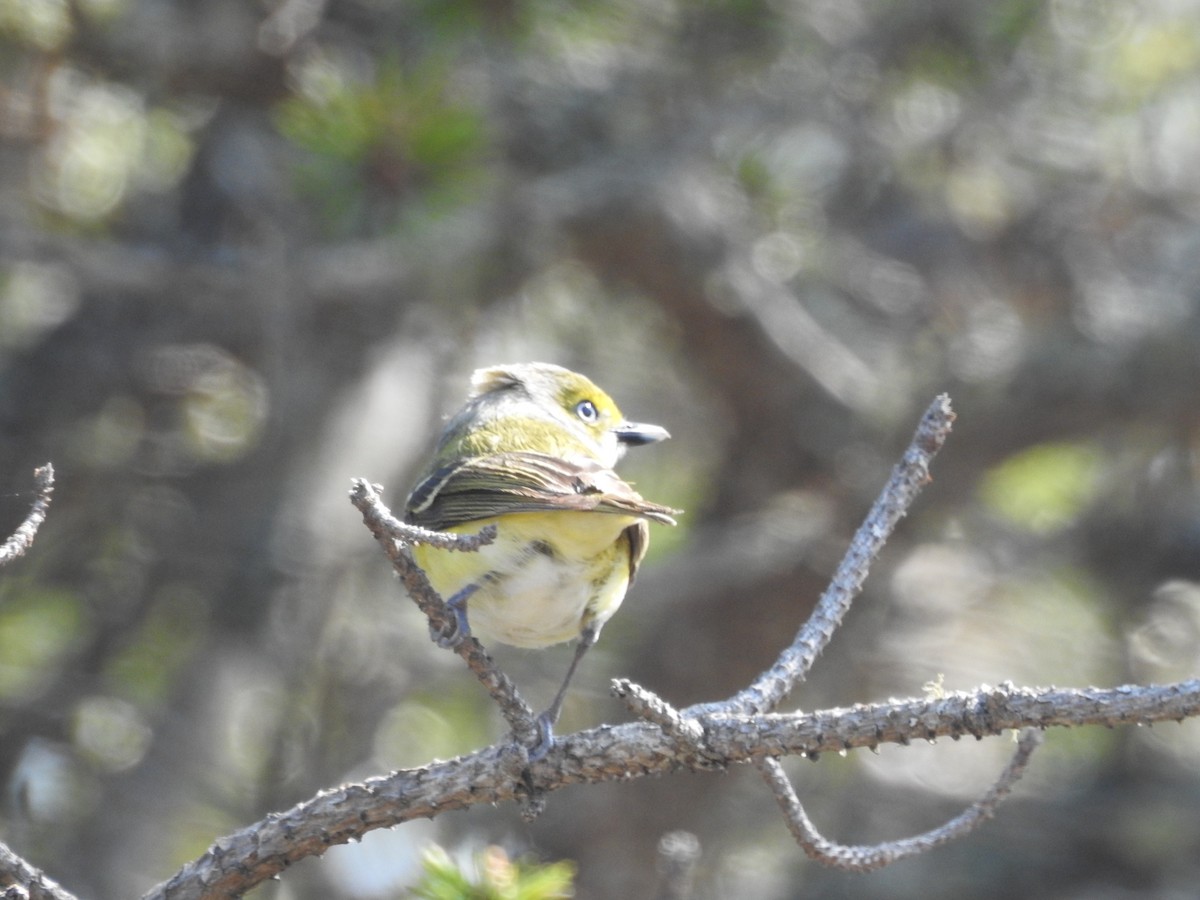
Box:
575;399;599;423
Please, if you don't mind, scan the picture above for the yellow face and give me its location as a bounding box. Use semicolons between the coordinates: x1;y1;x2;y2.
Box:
550;371;626;450
435;363;655;469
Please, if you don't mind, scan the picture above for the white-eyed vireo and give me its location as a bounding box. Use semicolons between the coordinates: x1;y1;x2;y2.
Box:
404;362;678;743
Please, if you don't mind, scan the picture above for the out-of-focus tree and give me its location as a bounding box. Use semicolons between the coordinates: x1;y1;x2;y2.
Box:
3;0;1200;897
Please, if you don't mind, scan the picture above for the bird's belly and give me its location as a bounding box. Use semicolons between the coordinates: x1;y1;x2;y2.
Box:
470;553;617;647
413;511;635;649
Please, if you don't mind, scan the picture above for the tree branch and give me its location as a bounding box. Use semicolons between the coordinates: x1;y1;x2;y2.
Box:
128;394;1200;895
140;678;1200;898
0;464;54;569
687;395;954;718
0;841;76;900
347;479;540;751
756;729;1043;870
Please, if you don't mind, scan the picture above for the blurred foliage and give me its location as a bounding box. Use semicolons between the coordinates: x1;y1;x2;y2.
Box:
0;0;71;50
980;441;1103;533
103;584;210;708
70;695;152;772
25;72;193;226
0;0;124;49
3;0;1200;898
276;56;487;234
0;585;84;700
413;845;575;900
1111;18;1200;100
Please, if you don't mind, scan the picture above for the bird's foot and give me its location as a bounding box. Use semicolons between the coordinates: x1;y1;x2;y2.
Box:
431;585;476;649
528;711;557;761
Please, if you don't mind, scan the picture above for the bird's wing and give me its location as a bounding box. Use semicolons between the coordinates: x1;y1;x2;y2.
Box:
405;451;678;532
622;519;652;582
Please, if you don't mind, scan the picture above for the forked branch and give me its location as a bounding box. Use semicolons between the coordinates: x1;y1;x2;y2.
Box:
349;480;540;751
616;395;1044;869
687;395;955;718
7;399;1198;898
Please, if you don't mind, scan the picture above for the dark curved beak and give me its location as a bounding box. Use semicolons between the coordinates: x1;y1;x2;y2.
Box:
614;421;670;446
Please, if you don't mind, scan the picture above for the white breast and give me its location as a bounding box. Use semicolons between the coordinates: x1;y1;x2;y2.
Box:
468;553;606;648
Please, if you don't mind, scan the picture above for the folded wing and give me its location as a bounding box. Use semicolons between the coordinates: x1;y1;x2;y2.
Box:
405;451;678;532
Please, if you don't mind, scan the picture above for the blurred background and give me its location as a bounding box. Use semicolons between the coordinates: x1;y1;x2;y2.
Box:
3;0;1200;897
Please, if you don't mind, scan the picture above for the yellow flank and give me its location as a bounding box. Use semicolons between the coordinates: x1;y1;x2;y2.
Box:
412;510;639;649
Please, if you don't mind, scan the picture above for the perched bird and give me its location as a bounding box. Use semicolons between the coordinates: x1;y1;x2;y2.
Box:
404;362;678;746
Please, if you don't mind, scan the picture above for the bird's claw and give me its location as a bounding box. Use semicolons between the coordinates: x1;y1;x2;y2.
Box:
431;585;476;648
528;712;557;761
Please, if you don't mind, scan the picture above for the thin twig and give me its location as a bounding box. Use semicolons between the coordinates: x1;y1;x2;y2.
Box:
0;464;54;569
387;518;499;552
612;678;704;745
688;395;955;718
348;479;538;749
756;729;1043;870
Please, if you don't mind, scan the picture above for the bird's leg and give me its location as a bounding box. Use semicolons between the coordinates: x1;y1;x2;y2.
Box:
531;624;599;759
431;584;477;648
